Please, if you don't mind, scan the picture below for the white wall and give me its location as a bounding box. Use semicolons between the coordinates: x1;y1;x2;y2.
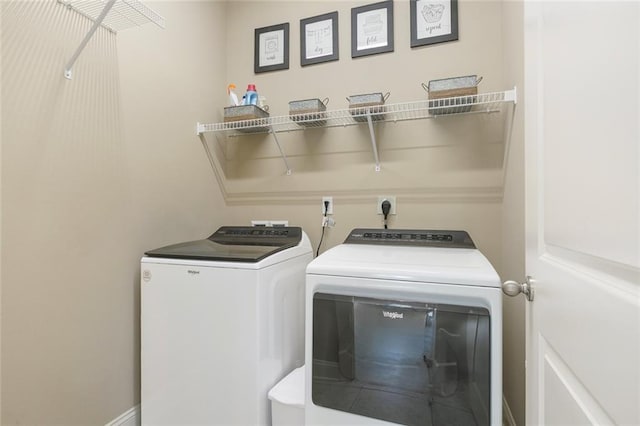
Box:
219;2;523;421
0;3;3;420
0;1;225;423
218;0;507;272
1;1;527;424
501;1;525;424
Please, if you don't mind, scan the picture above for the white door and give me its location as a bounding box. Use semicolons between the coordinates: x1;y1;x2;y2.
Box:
523;1;640;425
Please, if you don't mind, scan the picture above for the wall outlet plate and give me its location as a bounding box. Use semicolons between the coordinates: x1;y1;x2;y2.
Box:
322;217;336;228
376;196;397;215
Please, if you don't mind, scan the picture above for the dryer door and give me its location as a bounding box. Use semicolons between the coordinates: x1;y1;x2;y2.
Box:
312;293;490;426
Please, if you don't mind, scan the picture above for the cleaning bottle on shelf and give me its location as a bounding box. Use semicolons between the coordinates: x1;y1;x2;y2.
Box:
243;84;258;106
227;83;239;106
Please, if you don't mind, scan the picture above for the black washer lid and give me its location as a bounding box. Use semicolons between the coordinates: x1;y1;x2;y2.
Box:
144;226;303;262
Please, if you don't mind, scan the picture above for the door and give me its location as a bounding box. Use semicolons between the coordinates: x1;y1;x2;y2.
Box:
523;2;639;425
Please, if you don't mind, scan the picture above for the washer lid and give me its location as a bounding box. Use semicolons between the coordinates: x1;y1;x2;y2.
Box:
144;226;303;262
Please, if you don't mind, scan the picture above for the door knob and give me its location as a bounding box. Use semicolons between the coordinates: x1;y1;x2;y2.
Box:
502;276;534;301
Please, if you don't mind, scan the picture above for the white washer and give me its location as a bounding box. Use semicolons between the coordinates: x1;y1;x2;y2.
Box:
141;226;312;426
305;229;502;426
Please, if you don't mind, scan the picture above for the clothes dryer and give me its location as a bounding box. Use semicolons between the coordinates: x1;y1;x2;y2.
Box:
305;229;502;426
141;226;312;425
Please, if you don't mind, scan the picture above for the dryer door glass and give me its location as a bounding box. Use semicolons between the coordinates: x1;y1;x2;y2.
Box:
312;293;490;426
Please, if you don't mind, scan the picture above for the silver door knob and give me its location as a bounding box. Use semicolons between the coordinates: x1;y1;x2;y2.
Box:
502;276;534;301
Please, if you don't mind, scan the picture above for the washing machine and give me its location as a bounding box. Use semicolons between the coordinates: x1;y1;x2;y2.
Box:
141;226;312;426
305;229;502;426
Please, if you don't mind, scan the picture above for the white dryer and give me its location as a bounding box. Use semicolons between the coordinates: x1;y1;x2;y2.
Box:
141;226;312;425
305;229;502;426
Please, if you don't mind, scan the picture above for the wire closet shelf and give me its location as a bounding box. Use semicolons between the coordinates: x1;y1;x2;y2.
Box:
58;0;165;32
60;0;165;79
197;90;516;136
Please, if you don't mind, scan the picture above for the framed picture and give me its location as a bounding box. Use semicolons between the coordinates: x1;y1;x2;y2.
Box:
410;0;458;47
300;11;339;66
351;1;394;58
254;23;290;73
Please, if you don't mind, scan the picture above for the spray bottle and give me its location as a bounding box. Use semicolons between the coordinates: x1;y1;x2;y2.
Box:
227;84;239;106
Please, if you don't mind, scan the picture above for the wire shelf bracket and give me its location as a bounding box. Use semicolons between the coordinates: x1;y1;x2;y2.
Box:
270;126;292;175
59;0;165;79
365;112;381;172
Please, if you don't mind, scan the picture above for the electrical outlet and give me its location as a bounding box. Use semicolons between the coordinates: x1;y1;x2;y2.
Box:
376;196;397;215
322;196;334;215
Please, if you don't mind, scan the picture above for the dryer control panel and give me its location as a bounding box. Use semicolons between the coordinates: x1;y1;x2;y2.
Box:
344;228;475;248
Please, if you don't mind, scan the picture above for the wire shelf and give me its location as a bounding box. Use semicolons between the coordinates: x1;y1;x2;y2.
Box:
59;0;165;33
197;88;517;175
60;0;165;79
197;90;516;136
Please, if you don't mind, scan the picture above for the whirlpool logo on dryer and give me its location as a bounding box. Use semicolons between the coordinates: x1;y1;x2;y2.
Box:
187;269;200;276
382;310;404;320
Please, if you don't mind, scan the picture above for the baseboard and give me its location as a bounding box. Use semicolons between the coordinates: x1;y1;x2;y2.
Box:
109;398;511;426
105;405;140;426
503;394;517;426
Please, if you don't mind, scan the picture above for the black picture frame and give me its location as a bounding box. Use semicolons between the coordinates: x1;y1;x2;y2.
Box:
410;0;458;48
351;1;394;58
300;11;339;67
254;22;290;73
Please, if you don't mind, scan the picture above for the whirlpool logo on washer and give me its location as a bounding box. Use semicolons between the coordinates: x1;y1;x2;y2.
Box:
382;310;404;320
187;269;200;276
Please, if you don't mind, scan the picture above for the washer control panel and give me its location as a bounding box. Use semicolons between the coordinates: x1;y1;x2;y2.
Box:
211;226;302;246
344;228;475;248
